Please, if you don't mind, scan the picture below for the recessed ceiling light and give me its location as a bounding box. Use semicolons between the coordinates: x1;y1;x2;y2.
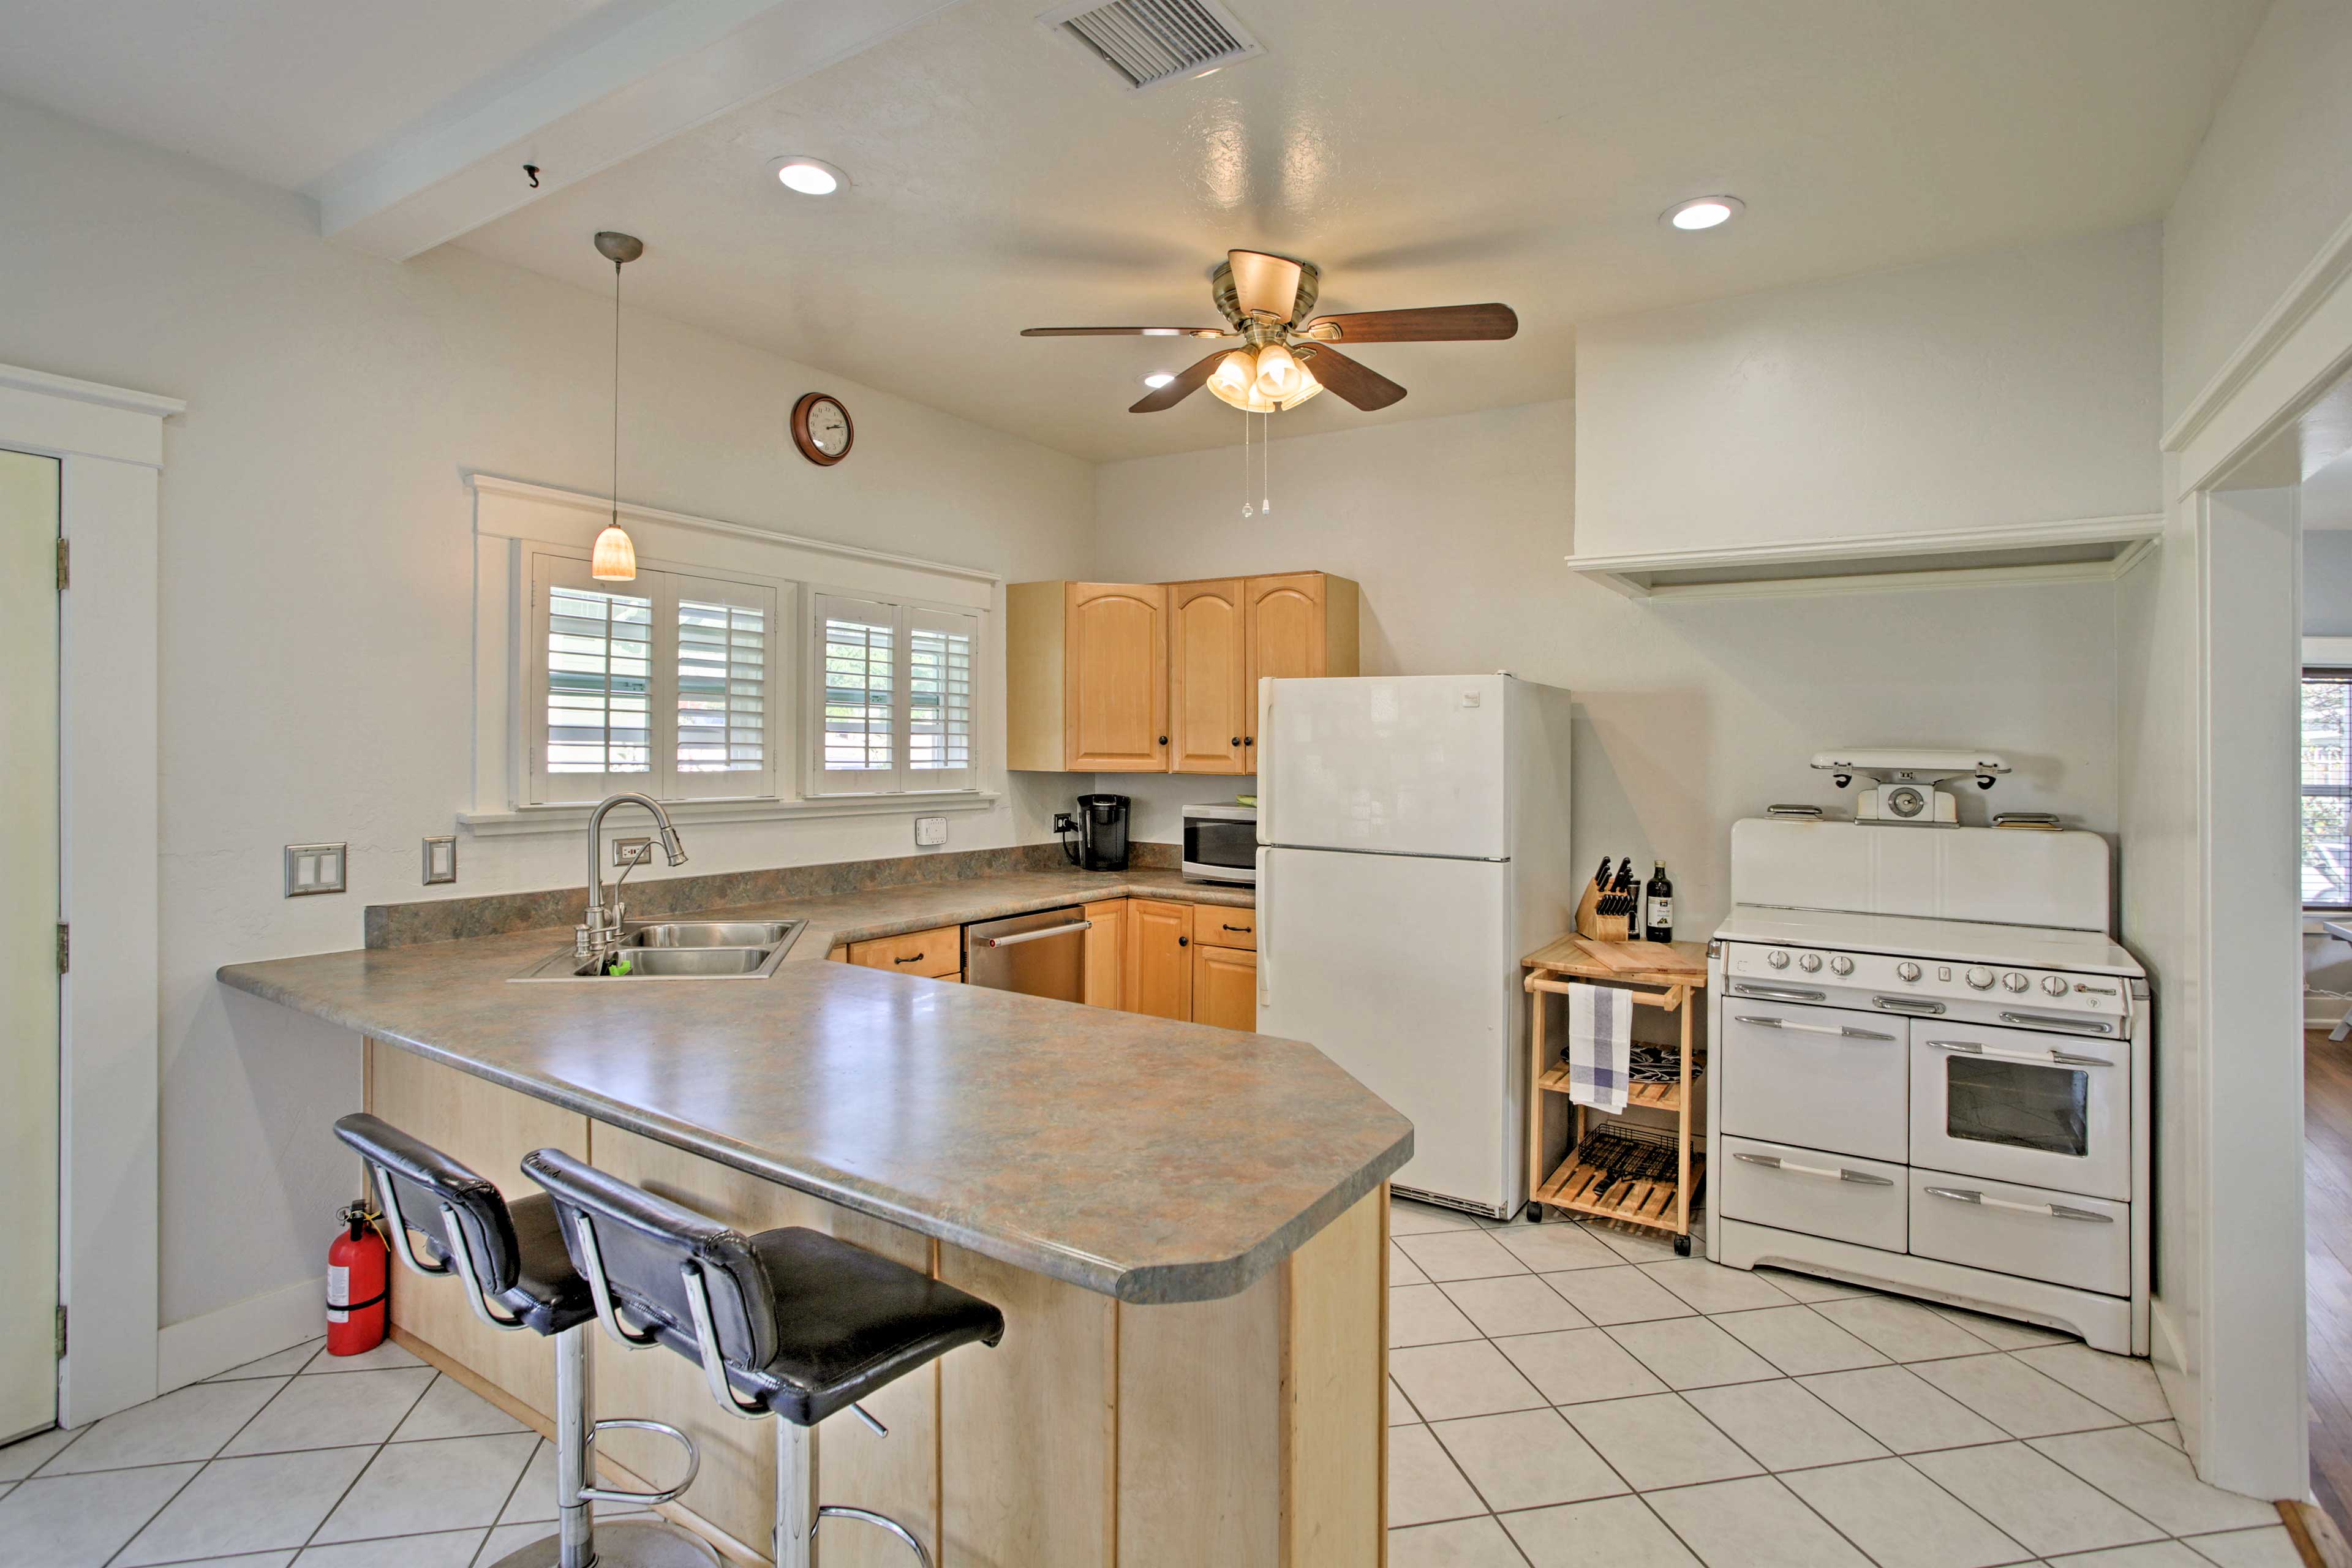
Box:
769;156;848;197
1664;195;1743;231
1143;372;1176;388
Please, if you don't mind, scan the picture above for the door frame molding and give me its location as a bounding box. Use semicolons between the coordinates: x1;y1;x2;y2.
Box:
0;363;180;1427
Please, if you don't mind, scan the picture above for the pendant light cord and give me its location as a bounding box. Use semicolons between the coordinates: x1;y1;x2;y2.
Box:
611;257;623;528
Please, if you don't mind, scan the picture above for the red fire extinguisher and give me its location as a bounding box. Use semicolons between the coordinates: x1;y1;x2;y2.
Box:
326;1202;388;1357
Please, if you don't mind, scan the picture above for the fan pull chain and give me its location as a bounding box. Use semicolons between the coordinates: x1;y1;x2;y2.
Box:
1261;411;1272;515
1241;406;1253;519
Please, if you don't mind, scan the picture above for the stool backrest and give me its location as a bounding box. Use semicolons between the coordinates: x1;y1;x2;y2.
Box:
521;1148;776;1374
332;1113;524;1295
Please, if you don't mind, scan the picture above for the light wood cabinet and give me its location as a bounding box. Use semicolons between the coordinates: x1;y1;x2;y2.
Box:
1194;905;1256;951
1012;572;1355;775
1123;899;1193;1021
1081;899;1126;1009
847;925;963;979
1006;581;1167;772
1168;578;1248;775
1191;943;1258;1032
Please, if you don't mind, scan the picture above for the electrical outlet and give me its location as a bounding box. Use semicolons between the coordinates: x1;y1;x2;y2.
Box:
421;835;457;885
1053;813;1076;834
612;837;652;867
914;815;949;848
284;842;348;897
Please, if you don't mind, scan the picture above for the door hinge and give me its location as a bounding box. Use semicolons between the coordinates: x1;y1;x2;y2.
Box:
55;1305;66;1359
56;922;69;975
55;538;69;590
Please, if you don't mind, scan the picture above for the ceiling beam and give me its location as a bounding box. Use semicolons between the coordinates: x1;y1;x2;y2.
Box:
309;0;968;261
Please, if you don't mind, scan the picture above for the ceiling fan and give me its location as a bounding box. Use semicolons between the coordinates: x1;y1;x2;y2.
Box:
1021;249;1518;415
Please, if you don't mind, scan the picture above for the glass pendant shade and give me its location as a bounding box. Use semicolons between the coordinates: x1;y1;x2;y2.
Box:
592;520;637;581
1279;369;1324;409
1253;341;1306;401
1207;349;1259;408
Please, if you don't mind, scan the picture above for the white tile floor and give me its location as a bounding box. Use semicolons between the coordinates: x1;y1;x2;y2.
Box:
0;1336;654;1568
0;1196;2305;1568
1384;1197;2301;1568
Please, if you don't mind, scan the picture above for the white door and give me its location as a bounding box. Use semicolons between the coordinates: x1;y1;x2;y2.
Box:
1257;846;1520;1212
1258;674;1509;859
0;450;59;1441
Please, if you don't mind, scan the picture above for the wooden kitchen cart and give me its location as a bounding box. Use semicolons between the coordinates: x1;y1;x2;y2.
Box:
1522;935;1710;1252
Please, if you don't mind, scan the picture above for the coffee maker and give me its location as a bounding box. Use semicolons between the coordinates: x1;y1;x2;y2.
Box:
1063;793;1131;872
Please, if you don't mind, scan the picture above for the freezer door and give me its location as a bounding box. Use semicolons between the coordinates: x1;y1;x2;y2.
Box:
1257;845;1521;1213
1259;674;1509;859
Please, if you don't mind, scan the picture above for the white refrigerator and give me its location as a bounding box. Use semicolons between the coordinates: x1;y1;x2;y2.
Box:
1254;674;1575;1217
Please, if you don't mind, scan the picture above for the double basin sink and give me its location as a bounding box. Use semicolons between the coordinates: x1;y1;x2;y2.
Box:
511;918;808;982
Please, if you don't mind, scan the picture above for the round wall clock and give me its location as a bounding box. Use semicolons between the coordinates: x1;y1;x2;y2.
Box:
791;392;854;466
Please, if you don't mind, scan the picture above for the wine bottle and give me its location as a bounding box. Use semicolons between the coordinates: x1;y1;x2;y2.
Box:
1645;861;1675;943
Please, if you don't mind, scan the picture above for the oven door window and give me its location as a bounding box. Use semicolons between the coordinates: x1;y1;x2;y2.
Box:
1944;1056;2089;1158
1188;818;1255;868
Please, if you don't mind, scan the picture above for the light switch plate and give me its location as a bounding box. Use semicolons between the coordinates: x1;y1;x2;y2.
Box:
285;842;348;897
914;815;948;847
422;835;457;885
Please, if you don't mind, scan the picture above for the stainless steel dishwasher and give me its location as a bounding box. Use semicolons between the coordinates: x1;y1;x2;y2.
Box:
965;905;1090;1001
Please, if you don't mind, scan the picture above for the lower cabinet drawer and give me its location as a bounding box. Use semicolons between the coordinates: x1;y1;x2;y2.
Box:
846;925;963;978
1908;1169;2129;1297
1719;1136;1906;1253
1195;907;1257;951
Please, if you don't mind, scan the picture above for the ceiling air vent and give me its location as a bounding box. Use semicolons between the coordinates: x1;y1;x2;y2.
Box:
1039;0;1264;92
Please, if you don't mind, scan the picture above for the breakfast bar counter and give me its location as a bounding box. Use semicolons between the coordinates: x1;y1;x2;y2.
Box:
220;897;1406;1566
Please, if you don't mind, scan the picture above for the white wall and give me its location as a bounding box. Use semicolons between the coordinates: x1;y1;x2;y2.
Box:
0;93;1095;1339
1095;398;2123;940
1574;225;2164;558
2162;0;2352;428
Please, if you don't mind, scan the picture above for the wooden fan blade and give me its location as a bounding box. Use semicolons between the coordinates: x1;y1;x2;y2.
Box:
1129;349;1235;413
1297;344;1406;411
1303;304;1518;343
1228;249;1305;322
1021;326;1229;337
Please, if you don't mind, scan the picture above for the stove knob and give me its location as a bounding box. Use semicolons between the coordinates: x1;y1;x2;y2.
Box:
1896;961;1923;983
1767;949;1791;969
2041;974;2068;997
1829;955;1855;976
1966;967;1994;990
2002;972;2029;992
1798;952;1823;973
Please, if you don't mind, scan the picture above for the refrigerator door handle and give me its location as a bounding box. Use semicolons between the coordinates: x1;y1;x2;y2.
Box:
1256;846;1272;1008
1256;677;1273;847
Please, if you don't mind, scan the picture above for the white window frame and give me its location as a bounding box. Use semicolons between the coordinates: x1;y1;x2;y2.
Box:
524;546;783;807
805;587;981;797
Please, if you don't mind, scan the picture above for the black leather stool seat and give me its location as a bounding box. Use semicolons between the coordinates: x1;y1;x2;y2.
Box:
523;1149;1005;1427
333;1113;595;1336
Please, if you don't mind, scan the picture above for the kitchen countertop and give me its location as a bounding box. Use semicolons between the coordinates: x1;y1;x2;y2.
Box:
219;867;1408;1306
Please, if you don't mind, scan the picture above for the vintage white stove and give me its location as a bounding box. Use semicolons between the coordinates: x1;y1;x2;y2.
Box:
1707;816;2150;1355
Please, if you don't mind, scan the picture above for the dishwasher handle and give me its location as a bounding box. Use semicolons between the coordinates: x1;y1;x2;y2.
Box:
977;919;1092;949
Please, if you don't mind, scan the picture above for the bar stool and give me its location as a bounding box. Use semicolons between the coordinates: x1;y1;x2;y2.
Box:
521;1148;1005;1568
331;1114;719;1568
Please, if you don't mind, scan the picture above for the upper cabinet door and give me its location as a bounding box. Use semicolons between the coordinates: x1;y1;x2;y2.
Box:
1245;573;1329;689
1065;582;1167;771
1168;579;1247;775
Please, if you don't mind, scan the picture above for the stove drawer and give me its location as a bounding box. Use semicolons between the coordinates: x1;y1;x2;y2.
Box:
1909;1169;2128;1297
1720;1136;1905;1253
1717;998;1909;1163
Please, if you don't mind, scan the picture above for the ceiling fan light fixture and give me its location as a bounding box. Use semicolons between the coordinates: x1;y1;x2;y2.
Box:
1279;368;1324;410
1252;341;1307;401
1207;347;1259;407
1664;195;1743;230
770;156;848;196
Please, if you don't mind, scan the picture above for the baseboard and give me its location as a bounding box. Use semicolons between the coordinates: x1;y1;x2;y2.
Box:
2150;1298;2199;1460
155;1275;324;1392
2309;997;2348;1031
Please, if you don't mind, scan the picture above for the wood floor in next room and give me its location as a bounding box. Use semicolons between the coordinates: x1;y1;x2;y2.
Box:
2306;1027;2352;1533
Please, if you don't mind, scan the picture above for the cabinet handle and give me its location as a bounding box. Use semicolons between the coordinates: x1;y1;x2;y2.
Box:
1222;923;1248;933
1244;736;1254;744
894;952;924;965
1231;736;1242;746
1158;734;1169;745
1178;936;1189;947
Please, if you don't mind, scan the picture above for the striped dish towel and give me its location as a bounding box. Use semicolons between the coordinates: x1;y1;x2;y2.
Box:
1567;982;1630;1114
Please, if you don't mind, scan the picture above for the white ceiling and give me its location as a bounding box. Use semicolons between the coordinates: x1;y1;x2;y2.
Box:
453;0;2269;461
2307;447;2352;531
0;0;656;191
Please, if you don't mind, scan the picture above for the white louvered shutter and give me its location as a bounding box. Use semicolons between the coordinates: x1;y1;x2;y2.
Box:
813;594;899;791
906;607;978;790
537;561;653;803
674;578;774;798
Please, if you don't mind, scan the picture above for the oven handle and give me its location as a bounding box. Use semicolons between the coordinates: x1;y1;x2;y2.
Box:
1730;982;1826;1003
1997;1011;2116;1036
1732;1014;1898;1042
1926;1039;2113;1068
1923;1185;2114;1223
978;920;1093;949
1732;1151;1894;1186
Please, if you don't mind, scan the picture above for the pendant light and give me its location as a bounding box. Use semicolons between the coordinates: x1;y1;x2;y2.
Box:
591;231;643;582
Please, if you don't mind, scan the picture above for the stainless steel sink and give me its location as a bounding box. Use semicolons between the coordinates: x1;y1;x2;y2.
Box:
511;918;807;982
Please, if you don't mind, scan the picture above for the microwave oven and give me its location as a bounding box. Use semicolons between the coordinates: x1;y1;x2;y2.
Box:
1182;804;1256;885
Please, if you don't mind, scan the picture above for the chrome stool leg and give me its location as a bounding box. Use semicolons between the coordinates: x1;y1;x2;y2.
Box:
773;1418;933;1568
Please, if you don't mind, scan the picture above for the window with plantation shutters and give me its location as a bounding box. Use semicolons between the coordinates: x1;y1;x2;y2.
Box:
810;593;980;795
527;554;777;805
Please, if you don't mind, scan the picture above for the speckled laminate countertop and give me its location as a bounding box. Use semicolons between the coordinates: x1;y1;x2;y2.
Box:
219;869;1410;1305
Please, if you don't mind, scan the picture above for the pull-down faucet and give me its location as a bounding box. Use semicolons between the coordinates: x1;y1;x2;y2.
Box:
577;792;688;959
